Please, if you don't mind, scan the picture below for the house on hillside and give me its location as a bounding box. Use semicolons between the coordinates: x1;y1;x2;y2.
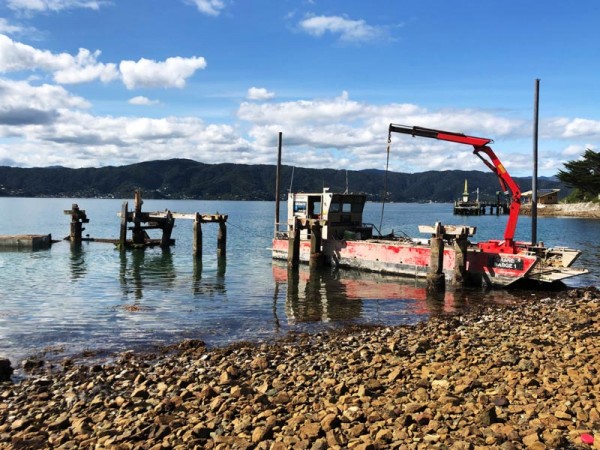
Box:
521;189;560;205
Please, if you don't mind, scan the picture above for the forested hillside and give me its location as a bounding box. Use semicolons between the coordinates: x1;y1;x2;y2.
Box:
0;159;566;202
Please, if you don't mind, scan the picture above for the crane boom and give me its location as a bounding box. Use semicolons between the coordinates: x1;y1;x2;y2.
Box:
388;124;522;253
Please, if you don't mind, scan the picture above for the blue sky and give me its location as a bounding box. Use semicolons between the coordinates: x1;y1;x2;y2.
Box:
0;0;598;176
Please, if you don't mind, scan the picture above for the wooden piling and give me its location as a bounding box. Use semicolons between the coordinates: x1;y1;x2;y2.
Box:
132;191;145;245
193;213;203;259
288;217;300;268
71;220;82;243
309;221;323;269
217;220;227;258
119;201;128;249
161;211;174;248
427;223;445;290
452;234;469;286
64;203;89;243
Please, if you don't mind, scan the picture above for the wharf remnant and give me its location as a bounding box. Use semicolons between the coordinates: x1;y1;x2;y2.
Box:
0;234;52;250
64;191;228;261
418;222;475;289
64;203;90;243
117;191;228;259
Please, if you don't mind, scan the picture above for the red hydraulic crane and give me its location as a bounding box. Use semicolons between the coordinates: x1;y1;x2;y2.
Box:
388;124;522;254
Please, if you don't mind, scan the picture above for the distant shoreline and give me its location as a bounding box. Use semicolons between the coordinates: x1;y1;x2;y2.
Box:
521;202;600;219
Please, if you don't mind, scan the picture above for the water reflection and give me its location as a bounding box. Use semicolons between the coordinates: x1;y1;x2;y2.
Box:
69;243;87;281
192;258;227;297
273;263;516;325
119;248;176;301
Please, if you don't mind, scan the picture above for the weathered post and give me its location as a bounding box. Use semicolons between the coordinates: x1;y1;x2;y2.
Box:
217;219;227;258
288;217;300;268
427;222;445;290
119;201;128;249
161;211;174;248
64;203;89;243
132;190;145;245
452;229;469;286
193;213;203;259
309;221;323;270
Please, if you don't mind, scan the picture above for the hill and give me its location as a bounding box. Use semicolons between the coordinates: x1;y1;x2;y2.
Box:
0;159;566;202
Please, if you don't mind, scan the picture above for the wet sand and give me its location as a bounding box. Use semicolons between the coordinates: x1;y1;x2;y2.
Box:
1;287;600;449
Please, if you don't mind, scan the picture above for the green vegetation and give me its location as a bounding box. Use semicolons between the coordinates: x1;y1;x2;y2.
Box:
557;149;600;203
0;159;566;202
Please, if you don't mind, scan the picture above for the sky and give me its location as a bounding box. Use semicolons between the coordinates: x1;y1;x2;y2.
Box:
0;0;598;177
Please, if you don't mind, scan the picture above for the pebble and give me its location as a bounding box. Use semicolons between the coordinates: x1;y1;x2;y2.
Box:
1;286;599;449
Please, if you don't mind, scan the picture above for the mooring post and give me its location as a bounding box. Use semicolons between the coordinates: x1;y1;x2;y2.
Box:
288;217;300;268
452;230;469;286
132;191;145;245
309;221;323;269
193;213;203;259
119;201;128;249
65;203;89;243
217;219;227;258
161;211;174;248
427;222;445;290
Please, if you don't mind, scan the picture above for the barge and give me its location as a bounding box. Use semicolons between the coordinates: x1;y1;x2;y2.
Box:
272;125;588;288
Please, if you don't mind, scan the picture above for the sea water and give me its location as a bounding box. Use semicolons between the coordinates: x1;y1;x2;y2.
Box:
0;198;597;365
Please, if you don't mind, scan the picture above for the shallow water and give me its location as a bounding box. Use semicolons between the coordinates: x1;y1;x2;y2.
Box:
0;198;596;364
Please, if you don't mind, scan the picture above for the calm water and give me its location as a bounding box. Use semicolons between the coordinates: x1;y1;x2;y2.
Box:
0;198;597;366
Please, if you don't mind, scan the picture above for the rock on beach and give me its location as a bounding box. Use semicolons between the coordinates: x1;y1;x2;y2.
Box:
1;287;600;449
0;359;13;382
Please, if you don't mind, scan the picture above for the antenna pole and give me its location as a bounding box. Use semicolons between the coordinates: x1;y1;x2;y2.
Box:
275;132;282;235
532;79;540;245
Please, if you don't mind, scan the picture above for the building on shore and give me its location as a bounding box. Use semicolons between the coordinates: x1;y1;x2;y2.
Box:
521;189;560;205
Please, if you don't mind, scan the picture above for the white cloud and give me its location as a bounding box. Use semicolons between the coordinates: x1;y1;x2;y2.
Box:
119;56;207;89
1;75;598;176
0;78;90;112
247;87;275;100
562;118;600;138
0;18;25;35
0;34;119;84
53;49;119;84
562;144;586;157
128;96;159;106
6;0;105;12
237;91;600;174
185;0;226;16
0;35;206;89
299;15;385;42
0;34;71;72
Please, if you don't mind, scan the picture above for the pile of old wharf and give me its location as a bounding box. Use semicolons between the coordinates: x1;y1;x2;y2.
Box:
64;191;227;257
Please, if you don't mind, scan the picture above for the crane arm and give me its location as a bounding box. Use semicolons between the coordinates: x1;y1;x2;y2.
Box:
388;124;522;252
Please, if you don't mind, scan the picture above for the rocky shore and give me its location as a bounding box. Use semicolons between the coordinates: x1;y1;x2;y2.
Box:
2;287;600;450
521;202;600;219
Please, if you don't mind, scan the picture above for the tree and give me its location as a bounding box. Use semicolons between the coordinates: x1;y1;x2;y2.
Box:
557;148;600;201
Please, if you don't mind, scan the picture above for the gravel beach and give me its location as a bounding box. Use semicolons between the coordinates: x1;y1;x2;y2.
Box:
1;286;600;449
